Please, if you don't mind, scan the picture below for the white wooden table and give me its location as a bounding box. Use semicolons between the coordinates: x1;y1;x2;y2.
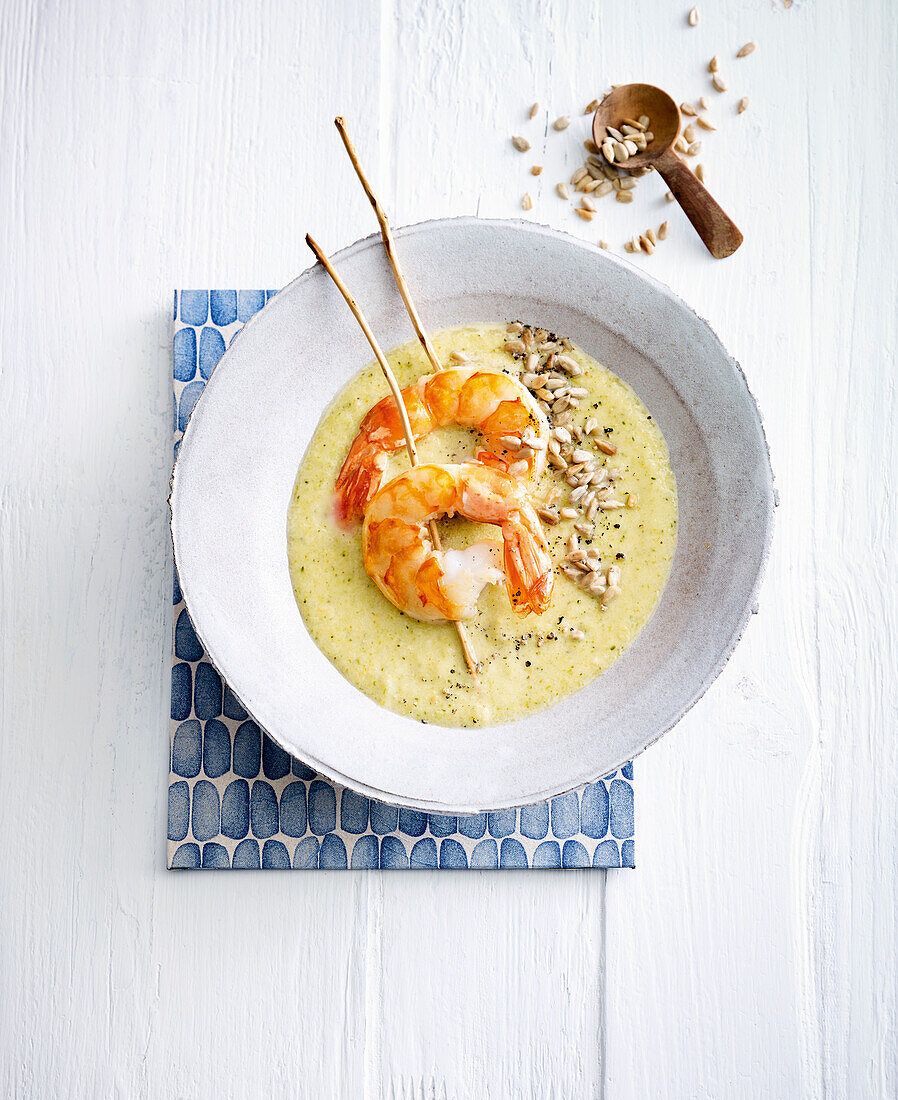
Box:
2;1;896;1096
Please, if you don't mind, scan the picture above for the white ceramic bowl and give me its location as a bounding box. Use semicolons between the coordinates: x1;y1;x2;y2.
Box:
171;218;774;813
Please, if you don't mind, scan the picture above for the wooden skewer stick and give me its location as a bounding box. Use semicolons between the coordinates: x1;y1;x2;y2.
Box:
304;234;480;678
334;116;443;375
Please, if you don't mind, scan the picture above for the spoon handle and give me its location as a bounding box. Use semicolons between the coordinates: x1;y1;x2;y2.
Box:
653;148;743;259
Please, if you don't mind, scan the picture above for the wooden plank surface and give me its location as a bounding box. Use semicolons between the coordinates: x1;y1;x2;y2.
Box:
1;0;895;1096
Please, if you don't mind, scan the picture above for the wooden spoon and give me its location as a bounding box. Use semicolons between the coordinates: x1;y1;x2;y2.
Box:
593;84;743;259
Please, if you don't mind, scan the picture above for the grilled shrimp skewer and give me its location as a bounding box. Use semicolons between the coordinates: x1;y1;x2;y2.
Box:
363;462;554;622
335;367;550;527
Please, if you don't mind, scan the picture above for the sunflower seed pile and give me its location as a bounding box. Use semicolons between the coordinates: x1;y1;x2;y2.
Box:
502;322;628;608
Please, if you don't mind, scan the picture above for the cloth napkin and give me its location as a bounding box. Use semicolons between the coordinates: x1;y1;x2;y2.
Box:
168;289;635;869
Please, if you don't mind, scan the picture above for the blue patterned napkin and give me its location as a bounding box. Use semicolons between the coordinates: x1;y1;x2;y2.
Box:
168;290;635;870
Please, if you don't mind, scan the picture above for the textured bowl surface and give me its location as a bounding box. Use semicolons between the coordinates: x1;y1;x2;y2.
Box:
170;217;774;813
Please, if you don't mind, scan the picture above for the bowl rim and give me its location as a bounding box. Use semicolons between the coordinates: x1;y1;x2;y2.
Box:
170;215;776;811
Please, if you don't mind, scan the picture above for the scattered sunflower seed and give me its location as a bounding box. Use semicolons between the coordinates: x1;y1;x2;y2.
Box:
529;101;539;119
695;162;705;181
658;220;669;240
696;115;716;131
684;123;697;143
699;96;711;110
673;135;689;154
665;191;676;202
575;208;595;221
638;114;650;127
537;507;560;525
580;195;597;212
626;493;639;508
639;235;655;255
584;98;600;114
584;138;599;155
512;135;531;152
712;73;728;93
681;102;697;116
646;227;658;245
606;126;625;142
522;193;533;210
553;115;571;131
615;190;634;204
688;6;699;25
738;96;749;113
709;55;719;73
450;349;470;363
595;438;617;456
687;140;702;156
736;41;756;58
530;165;543;176
599;239;610;250
556;182;571;199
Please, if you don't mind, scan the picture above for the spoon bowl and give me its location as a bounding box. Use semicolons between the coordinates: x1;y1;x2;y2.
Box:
593;83;743;259
592;83;680;170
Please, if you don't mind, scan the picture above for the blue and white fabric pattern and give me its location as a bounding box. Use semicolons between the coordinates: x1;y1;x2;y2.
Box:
168;290;635;870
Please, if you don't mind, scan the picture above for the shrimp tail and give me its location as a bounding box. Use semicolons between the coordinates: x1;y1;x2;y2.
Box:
334;439;389;527
502;508;554;616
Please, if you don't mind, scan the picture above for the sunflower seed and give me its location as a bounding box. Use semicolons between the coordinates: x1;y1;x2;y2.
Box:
622;117;644;130
569;387;588;398
712;73;728;92
709;55;719;73
595;438;617;455
619;176;636;190
584;98;600;114
560;506;579;520
688;6;699;25
530;165;543;176
736;41;756;58
512;135;531;152
639;235;655;255
626;493;638;508
696;115;716;131
570;485;588;503
658;220;669;240
571;166;588;186
695;162;705;181
638;115;650;127
504;339;525;354
646;227;658;245
548;452;568;469
680;102;697;116
738;96;749;113
613;141;629;162
575;208;595;221
556;182;571;200
584;138;600;155
574;522;595;536
606;126;625;142
553;427;571;443
599;498;624;510
555;355;583;376
553;115;571;131
522;193;533;210
594;180;614;198
529;101;539;119
621;124;640;137
537;508;560;525
602;142;616;164
571;448;592;464
684;123;697;143
450;349;470;363
615;190;634;203
570;629;585;641
687;141;702;156
623;139;638;155
580;196;598;212
673;135;689;154
644;131;654;142
665;191;675;202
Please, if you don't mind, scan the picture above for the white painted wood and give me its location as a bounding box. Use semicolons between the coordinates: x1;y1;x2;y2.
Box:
0;0;894;1097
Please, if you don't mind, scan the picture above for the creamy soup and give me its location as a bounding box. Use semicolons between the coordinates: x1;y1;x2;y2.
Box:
287;323;676;727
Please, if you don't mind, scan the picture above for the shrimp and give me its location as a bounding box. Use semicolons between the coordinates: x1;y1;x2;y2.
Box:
362;462;554;622
335;367;550;526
